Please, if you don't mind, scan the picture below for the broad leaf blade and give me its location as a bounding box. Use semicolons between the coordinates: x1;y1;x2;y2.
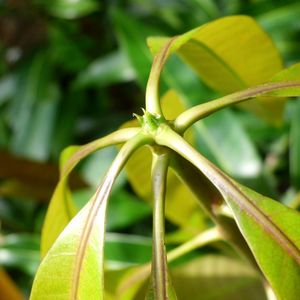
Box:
268;63;300;96
223;182;300;300
30;199;107;300
158;129;300;300
148;16;285;122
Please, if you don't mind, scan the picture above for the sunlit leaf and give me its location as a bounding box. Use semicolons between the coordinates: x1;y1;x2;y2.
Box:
148;15;285;123
268;63;300;96
158;128;300;300
223;182;300;300
32;134;145;300
41;128;139;256
171;255;266;300
0;234;40;276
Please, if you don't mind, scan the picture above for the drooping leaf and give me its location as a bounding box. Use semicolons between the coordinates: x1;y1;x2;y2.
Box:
147;15;285;122
171;255;266;300
41;128;139;256
223;182;300;300
158;127;300;300
268;63;300;96
111;8;160;88
31;134;146;300
74;50;135;89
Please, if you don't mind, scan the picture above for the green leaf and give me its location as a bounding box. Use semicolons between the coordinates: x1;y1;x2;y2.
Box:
31;198;108;300
268;63;300;96
74;51;135;89
31;134;146;300
157;127;300;300
37;0;100;19
105;233;152;268
111;8;159;88
0;234;40;276
290;98;300;189
41;128;140;256
148;15;285;123
171;255;266;300
8;52;56;160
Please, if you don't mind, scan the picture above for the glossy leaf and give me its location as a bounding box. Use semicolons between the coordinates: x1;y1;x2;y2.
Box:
111;8;160;88
31;134;146;300
148;15;285;122
157;127;300;300
41;128;139;256
0;234;40;276
269;63;300;96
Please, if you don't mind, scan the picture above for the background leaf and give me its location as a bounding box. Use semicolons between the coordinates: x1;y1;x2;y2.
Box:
222;182;300;300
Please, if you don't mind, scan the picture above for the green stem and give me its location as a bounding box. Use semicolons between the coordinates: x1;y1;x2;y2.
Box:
145;38;177;117
156;125;300;265
150;148;170;300
174;81;300;133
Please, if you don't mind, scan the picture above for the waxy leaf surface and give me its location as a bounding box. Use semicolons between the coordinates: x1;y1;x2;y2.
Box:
148;16;285;122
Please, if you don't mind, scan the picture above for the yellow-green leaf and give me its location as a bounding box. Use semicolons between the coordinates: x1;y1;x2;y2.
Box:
41;128;139;256
148;16;285;123
31;133;146;300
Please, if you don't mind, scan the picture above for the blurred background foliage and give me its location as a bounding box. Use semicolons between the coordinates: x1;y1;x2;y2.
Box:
0;0;300;299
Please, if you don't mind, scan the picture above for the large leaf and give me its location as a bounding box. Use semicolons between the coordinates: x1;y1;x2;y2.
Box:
31;134;145;300
157;127;300;300
41;128;139;256
148;15;285;122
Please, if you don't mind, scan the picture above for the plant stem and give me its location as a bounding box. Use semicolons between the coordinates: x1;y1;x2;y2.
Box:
145;38;176;117
174;81;300;133
151;148;169;300
170;151;260;270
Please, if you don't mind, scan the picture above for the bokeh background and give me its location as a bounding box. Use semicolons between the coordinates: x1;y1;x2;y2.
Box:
1;0;300;299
